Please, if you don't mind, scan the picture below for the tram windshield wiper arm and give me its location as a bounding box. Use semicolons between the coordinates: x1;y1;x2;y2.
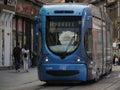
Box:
64;36;75;53
61;36;75;58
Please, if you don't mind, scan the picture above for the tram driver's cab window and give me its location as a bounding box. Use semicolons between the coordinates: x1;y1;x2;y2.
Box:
84;29;93;58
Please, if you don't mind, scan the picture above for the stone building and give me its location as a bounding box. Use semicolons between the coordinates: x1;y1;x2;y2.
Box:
0;0;16;67
0;0;42;68
13;0;36;64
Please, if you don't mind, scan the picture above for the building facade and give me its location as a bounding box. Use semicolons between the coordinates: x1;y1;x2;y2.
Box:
0;0;42;67
13;0;35;60
0;0;15;67
13;0;43;67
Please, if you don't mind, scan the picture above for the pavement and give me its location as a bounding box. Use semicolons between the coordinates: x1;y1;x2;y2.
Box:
0;65;120;90
0;67;44;90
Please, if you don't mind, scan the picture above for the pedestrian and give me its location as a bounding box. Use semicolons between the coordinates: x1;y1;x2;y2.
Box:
13;43;21;72
113;54;116;65
31;51;37;67
22;45;29;72
118;56;120;65
115;56;118;65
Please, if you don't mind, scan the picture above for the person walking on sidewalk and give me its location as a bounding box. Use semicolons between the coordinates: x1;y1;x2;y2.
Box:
22;45;29;72
115;56;119;65
13;43;21;72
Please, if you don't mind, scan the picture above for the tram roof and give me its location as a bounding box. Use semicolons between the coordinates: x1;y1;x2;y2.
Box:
40;3;100;13
40;3;109;21
40;3;91;15
42;3;89;8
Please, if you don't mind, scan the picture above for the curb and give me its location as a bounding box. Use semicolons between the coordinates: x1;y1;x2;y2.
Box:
0;66;14;70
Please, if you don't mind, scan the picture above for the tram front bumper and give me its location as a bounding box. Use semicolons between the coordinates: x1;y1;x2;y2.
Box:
38;64;87;81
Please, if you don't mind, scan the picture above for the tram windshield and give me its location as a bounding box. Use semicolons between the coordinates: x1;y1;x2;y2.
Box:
46;16;81;55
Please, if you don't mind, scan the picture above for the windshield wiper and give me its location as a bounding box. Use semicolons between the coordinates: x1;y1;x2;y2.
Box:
61;36;75;58
65;36;75;52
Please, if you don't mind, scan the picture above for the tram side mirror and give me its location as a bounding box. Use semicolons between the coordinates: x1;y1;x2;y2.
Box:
34;16;41;35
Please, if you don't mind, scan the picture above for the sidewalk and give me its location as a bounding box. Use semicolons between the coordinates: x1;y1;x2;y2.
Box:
0;67;41;90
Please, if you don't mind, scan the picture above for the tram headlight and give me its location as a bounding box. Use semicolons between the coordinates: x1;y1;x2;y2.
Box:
90;61;94;64
45;57;49;62
89;61;94;68
77;57;80;62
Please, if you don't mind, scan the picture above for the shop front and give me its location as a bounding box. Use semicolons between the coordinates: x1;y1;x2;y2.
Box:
12;0;35;66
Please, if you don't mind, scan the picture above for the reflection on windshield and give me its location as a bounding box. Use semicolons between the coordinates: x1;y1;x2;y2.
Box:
46;16;81;55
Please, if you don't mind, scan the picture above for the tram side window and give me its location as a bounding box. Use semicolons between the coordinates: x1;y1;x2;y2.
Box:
84;29;93;58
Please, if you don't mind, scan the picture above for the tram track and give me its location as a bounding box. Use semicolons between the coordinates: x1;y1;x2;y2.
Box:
35;86;75;90
34;83;76;90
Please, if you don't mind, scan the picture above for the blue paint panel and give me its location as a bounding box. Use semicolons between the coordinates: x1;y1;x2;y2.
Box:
38;64;87;81
38;4;92;82
40;4;88;16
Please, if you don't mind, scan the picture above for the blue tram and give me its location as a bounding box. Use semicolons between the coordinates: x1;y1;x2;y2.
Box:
35;3;113;82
